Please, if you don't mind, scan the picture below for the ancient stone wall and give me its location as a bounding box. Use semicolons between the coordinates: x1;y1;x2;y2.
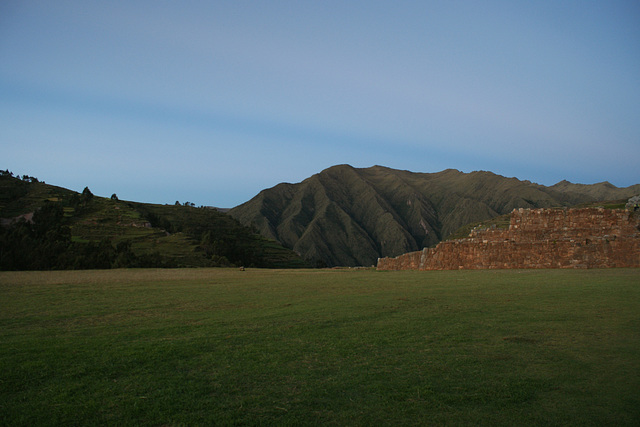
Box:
377;208;640;270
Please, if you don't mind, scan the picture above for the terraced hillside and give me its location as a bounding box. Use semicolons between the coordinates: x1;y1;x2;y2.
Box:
0;173;308;270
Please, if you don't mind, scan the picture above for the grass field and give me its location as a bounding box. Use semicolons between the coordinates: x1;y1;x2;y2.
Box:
1;268;639;425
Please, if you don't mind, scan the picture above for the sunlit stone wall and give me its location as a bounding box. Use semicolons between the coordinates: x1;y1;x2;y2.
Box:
377;208;640;270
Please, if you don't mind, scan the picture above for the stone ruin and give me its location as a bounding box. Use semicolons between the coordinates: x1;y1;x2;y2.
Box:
377;207;640;270
627;195;640;211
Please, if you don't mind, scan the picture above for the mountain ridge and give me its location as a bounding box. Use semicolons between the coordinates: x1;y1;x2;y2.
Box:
229;165;639;267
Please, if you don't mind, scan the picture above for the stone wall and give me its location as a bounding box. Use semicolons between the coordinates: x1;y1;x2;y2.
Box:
377;208;640;270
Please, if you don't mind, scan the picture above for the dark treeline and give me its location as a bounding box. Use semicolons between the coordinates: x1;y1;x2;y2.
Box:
1;172;308;270
1;169;41;183
0;201;165;271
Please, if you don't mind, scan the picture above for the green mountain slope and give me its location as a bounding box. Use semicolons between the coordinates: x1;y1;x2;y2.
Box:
229;165;639;267
0;173;308;270
550;180;640;201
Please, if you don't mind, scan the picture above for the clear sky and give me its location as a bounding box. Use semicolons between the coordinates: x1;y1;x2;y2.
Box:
1;1;639;207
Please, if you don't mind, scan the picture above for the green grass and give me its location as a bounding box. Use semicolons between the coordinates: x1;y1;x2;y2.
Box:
1;268;639;425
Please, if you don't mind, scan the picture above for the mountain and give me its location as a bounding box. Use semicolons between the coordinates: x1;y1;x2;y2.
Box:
229;165;640;267
549;180;639;201
0;172;309;270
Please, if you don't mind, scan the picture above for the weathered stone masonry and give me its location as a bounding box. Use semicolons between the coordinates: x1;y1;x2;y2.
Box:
377;208;640;270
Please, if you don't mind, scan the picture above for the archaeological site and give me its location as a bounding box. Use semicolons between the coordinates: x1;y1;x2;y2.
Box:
377;208;640;270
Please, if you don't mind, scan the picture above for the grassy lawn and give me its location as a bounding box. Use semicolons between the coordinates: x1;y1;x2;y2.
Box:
1;268;639;425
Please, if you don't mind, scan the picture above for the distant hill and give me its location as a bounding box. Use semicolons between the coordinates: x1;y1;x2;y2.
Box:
549;180;638;201
0;172;309;270
229;165;640;267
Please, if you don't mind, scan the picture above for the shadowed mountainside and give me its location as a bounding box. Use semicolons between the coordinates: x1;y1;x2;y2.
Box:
229;165;640;267
0;173;308;270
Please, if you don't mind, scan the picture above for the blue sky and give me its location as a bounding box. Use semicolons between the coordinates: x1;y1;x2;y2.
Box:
1;1;639;207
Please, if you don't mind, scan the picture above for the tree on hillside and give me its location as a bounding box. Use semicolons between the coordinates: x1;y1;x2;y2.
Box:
82;187;94;201
32;202;67;239
0;201;71;270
